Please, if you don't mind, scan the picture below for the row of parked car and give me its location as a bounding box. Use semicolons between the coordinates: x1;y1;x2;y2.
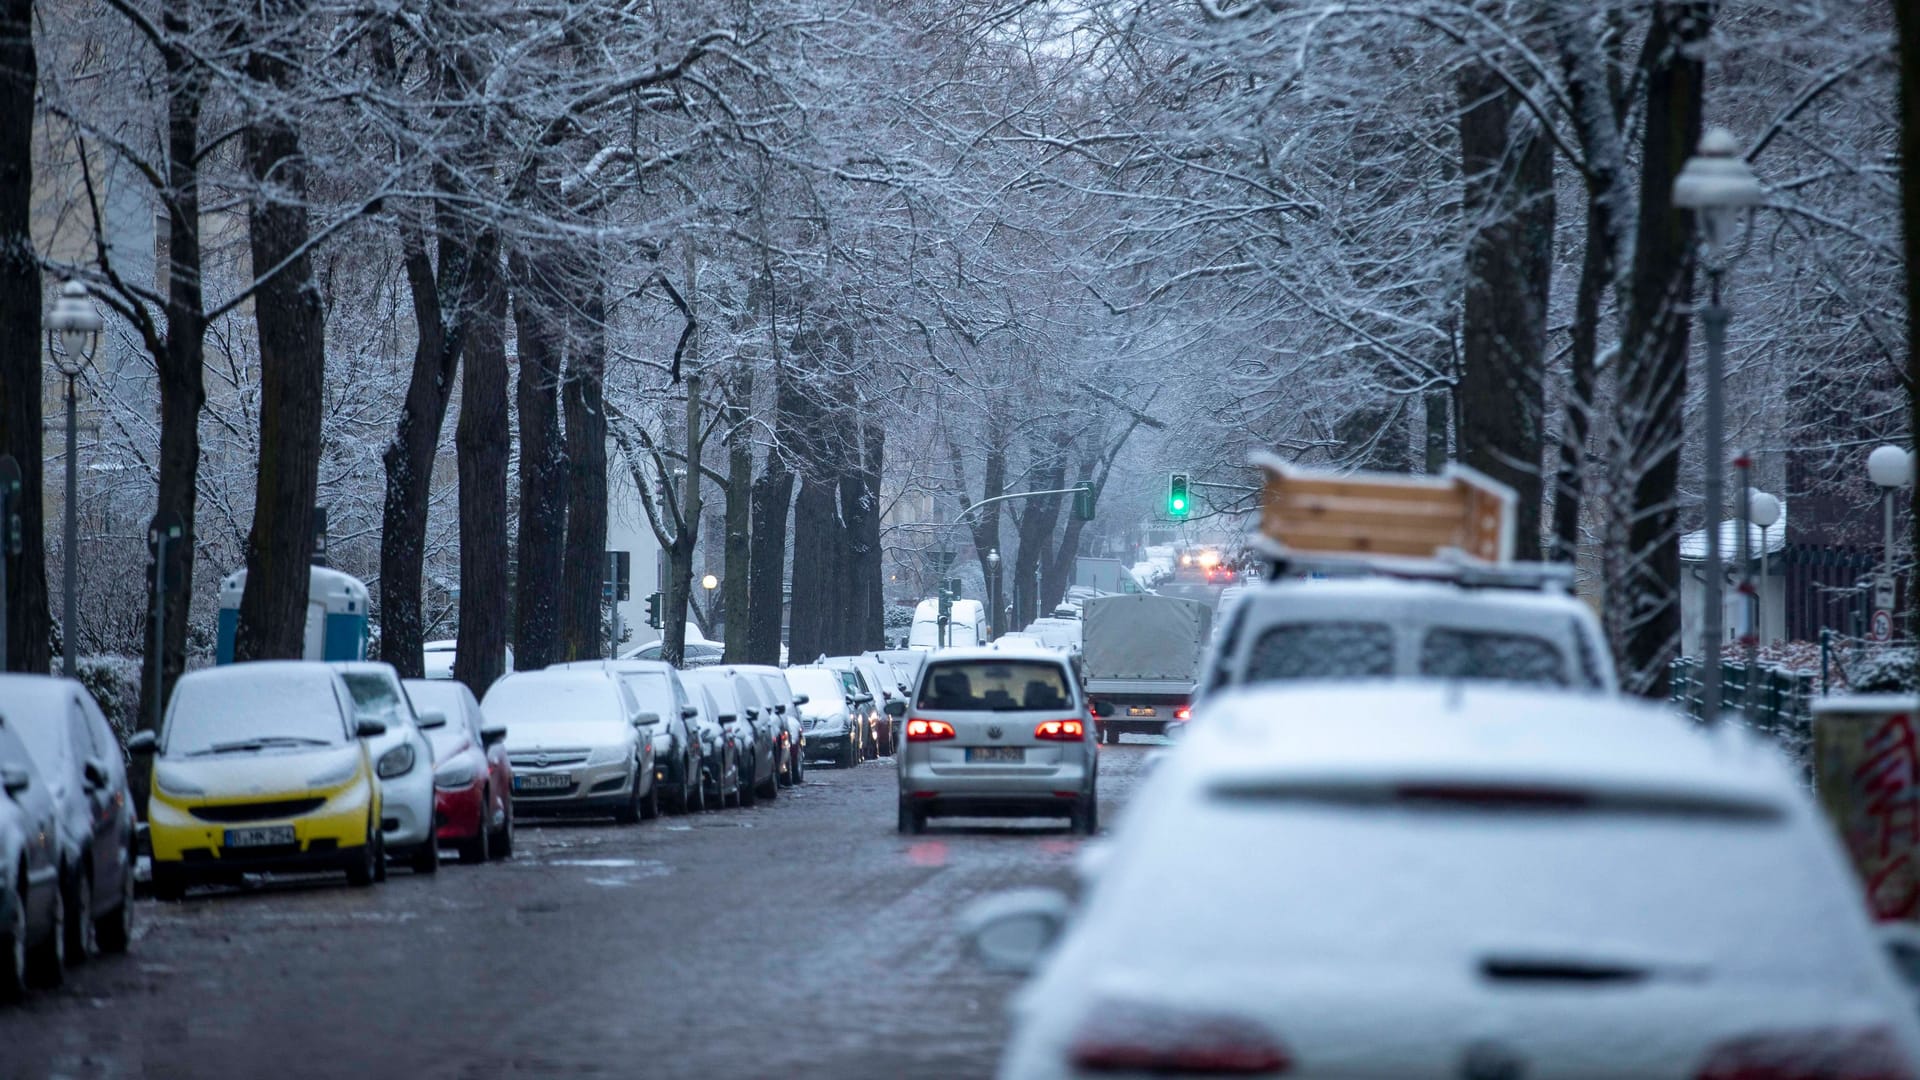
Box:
0;646;928;1004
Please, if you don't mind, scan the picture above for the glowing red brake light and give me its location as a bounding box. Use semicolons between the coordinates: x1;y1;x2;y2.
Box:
1034;719;1085;741
1174;706;1192;721
1070;1001;1290;1075
905;718;956;741
1695;1026;1913;1080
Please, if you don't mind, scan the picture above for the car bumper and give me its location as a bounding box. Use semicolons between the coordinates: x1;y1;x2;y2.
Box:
509;762;637;812
898;757;1093;815
148;783;375;865
379;769;437;850
805;732;853;756
435;784;484;841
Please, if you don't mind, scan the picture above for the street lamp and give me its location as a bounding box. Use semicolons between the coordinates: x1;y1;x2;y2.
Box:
1747;488;1781;648
1674;127;1765;723
701;573;718;592
1868;445;1913;641
986;548;1000;639
47;281;101;679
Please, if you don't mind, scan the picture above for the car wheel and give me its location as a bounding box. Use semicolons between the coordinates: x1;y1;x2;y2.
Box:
738;753;758;807
897;802;925;836
840;738;857;769
458;795;490;865
97;851;134;954
640;769;661;821
65;865;98;964
347;823;379;887
1;874;29;1002
26;879;64;987
1070;796;1098;836
613;763;644;825
412;834;440;875
373;829;388;882
491;800;514;860
793;746;805;785
760;758;779;801
150;865;186;903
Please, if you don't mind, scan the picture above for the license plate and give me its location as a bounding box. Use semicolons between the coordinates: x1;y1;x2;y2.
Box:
224;825;295;849
967;747;1025;763
515;773;571;792
1127;706;1157;717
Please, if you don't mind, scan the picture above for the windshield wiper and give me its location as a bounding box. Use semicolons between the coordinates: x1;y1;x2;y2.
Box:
192;735;330;756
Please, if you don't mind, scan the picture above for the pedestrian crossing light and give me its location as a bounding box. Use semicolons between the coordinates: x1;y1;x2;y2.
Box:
1168;472;1191;518
645;591;664;630
1073;482;1096;522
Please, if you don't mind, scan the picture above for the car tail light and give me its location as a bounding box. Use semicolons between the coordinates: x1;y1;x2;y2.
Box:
1696;1026;1913;1080
1174;706;1192;721
906;718;956;741
1070;1000;1290;1075
1035;719;1085;740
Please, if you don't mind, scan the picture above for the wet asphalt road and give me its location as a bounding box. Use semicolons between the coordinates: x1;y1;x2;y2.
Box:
1;741;1165;1080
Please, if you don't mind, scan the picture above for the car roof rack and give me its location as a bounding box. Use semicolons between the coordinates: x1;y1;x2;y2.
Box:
1250;543;1576;593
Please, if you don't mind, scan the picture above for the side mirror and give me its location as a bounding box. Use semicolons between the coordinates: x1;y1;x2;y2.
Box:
634;711;662;728
854;693;874;706
355;719;388;739
83;758;110;789
791;694;810;707
1090;700;1114;718
773;704;787;715
960;888;1070;975
480;724;507;747
127;730;158;755
417;710;449;730
885;700;907;718
1;765;29;797
744;707;760;721
681;706;698;720
717;713;738;725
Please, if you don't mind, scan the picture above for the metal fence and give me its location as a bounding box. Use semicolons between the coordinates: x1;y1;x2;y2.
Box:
1669;657;1817;740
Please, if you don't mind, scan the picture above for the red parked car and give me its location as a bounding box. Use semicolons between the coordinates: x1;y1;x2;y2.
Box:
404;679;513;863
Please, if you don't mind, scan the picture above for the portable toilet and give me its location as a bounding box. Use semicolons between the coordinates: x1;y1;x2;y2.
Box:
217;565;370;664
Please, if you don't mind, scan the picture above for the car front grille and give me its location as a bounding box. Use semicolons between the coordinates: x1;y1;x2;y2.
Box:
509;749;591;769
190;798;326;823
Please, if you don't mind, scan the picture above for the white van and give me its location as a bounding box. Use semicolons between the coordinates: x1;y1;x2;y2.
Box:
909;598;988;649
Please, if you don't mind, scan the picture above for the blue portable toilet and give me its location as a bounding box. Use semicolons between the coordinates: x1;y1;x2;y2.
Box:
217;566;370;664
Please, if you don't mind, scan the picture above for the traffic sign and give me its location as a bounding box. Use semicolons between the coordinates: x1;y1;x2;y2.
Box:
1871;608;1894;643
1875;574;1896;612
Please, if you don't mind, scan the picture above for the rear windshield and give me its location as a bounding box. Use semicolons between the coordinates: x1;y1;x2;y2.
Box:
918;661;1073;712
1418;628;1570;686
1245;622;1395;681
1110;791;1853;984
165;674;349;754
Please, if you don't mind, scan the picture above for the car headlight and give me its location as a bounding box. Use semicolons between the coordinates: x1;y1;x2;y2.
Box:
434;758;477;790
306;758;359;789
587;744;628;767
377;743;416;779
153;763;205;797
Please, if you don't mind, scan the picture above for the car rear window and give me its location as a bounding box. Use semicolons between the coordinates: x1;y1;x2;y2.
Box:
917;661;1072;711
1244;622;1395;682
1418;627;1571;687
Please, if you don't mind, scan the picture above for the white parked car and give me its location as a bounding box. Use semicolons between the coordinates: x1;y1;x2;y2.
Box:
483;670;658;823
330;661;441;874
979;684;1920;1078
422;640;515;681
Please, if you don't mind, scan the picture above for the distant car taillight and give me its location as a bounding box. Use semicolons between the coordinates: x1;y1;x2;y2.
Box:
1695;1026;1913;1080
1174;706;1192;721
1069;1001;1290;1075
905;718;956;741
1034;719;1084;740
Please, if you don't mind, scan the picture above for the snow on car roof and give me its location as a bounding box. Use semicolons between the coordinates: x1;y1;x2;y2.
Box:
1189;684;1791;805
0;673;77;714
922;645;1072;667
1237;574;1589;610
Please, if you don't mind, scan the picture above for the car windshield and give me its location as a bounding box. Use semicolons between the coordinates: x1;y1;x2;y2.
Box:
1105;788;1848;984
786;669;845;715
1244;622;1396;682
483;675;621;723
917;660;1072;711
340;672;414;728
616;672;675;720
5;696;68;778
164;674;348;755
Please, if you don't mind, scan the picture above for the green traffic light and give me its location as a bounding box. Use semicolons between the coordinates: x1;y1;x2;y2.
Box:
1171;498;1186;511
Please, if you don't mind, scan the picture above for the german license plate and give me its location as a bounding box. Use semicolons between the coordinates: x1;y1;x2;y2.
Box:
225;825;295;849
1127;706;1157;717
967;747;1024;764
515;773;570;792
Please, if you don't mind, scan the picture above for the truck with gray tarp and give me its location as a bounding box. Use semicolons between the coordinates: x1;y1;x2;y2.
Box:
1080;594;1211;742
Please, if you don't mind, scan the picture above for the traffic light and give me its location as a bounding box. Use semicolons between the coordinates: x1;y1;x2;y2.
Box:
1168;472;1191;518
1072;482;1096;522
645;592;664;630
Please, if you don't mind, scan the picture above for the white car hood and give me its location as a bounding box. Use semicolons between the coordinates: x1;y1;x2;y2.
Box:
505;720;633;753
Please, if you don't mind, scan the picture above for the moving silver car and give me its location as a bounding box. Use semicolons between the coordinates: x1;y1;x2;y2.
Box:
891;648;1098;835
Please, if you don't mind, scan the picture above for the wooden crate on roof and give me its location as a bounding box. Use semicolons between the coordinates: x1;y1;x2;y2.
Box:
1251;454;1515;565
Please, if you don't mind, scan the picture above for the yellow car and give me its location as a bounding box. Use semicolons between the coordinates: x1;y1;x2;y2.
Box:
131;662;387;899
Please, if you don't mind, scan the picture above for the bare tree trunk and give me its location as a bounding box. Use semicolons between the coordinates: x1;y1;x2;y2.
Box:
663;375;702;666
1899;0;1920;618
560;264;609;660
137;5;206;714
1011;434;1069;627
0;0;46;673
1424;391;1449;474
722;374;752;662
235;7;327;661
1456;63;1554;561
746;458;792;664
1610;1;1709;697
1551;200;1607;563
848;418;884;651
511;249;566;670
453;256;509;695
